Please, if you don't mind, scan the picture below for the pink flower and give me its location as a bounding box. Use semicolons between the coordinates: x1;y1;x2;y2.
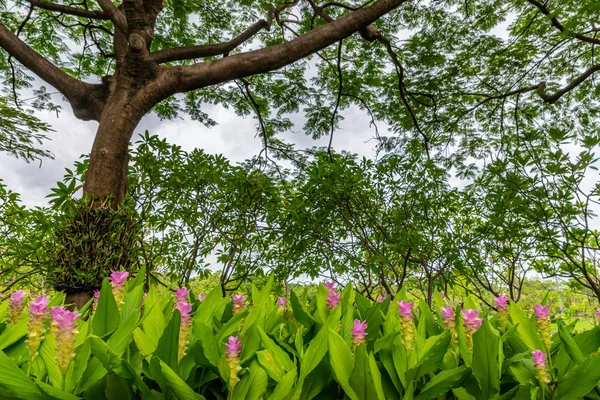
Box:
30;295;48;314
534;304;550;320
594;308;600;319
225;336;242;359
397;301;414;320
461;309;483;331
27;296;49;358
531;349;551;385
51;306;80;373
441;306;455;322
277;297;287;308
440;293;446;299
351;319;368;345
198;294;206;302
377;296;386;303
109;270;129;287
174;287;189;303
9;290;26;306
93;290;100;301
323;282;335;292
326;291;341;310
176;302;192;324
531;350;547;367
232;294;246;314
7;290;26;324
494;295;509;310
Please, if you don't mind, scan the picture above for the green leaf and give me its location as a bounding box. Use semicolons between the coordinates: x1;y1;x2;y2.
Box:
92;279;120;338
508;302;543;351
269;370;297;400
154;310;181;373
327;329;357;400
471;321;501;399
0;317;27;349
35;380;80;400
555;352;600;399
415;366;471;400
0;350;43;399
290;291;314;329
557;321;585;364
406;331;451;382
159;360;205;400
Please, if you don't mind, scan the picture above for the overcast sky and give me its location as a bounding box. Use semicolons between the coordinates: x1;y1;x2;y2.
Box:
0;98;381;207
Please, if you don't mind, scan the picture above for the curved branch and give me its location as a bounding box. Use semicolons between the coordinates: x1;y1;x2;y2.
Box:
0;23;105;120
145;0;406;103
526;0;600;45
149;19;269;64
537;63;600;104
26;0;110;19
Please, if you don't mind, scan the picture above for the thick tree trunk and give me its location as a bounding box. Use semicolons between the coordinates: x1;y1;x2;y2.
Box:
64;92;146;309
84;93;146;205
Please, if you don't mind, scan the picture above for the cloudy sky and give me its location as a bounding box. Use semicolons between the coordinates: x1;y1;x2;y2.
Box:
0;98;380;207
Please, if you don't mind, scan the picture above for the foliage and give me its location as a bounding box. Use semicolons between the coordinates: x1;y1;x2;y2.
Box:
0;274;599;399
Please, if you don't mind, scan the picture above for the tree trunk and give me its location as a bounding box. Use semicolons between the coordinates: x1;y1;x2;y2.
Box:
63;92;146;308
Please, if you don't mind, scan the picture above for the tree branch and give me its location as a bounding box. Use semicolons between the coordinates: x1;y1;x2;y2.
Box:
149;19;269;64
537;63;600;103
97;0;128;35
26;0;110;20
526;0;600;45
146;0;406;103
0;23;105;120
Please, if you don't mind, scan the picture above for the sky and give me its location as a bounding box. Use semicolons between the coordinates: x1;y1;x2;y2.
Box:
0;99;380;207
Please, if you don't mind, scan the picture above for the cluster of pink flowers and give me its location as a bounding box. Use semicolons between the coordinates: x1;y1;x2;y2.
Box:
109;270;129;307
377;296;386;303
225;336;243;388
440;305;457;347
174;287;192;361
277;296;287;309
531;349;550;385
461;309;483;353
494;294;509;330
26;295;49;358
7;290;26;325
595;308;600;319
351;319;368;346
197;294;206;302
398;300;415;351
534;304;552;351
324;282;340;310
232;294;246;314
51;306;80;374
92;290;100;310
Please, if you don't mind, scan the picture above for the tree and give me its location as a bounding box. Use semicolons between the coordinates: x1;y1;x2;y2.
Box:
1;0;599;305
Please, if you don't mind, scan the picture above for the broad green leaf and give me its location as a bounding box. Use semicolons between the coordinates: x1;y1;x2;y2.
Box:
555;352;600;399
327;329;357;400
159;360;205;400
471;321;501;399
557;321;585;364
92;279;120;338
0;350;43;399
508;302;543;351
269;370;296;400
415;366;471;400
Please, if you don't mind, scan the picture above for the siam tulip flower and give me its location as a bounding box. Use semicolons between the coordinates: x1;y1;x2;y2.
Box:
441;305;457;347
461;309;483;353
397;301;415;351
594;308;600;319
494;294;510;330
351;319;368;346
51;306;80;374
531;350;550;386
225;336;243;388
534;304;552;351
92;290;100;310
377;296;386;303
109;270;129;307
176;301;193;361
326;291;341;310
323;282;335;292
232;294;246;314
174;287;189;303
26;295;49;358
7;290;26;325
197;294;206;302
277;296;287;309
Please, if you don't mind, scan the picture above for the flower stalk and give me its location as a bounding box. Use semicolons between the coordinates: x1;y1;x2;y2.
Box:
398;301;415;351
225;336;242;389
